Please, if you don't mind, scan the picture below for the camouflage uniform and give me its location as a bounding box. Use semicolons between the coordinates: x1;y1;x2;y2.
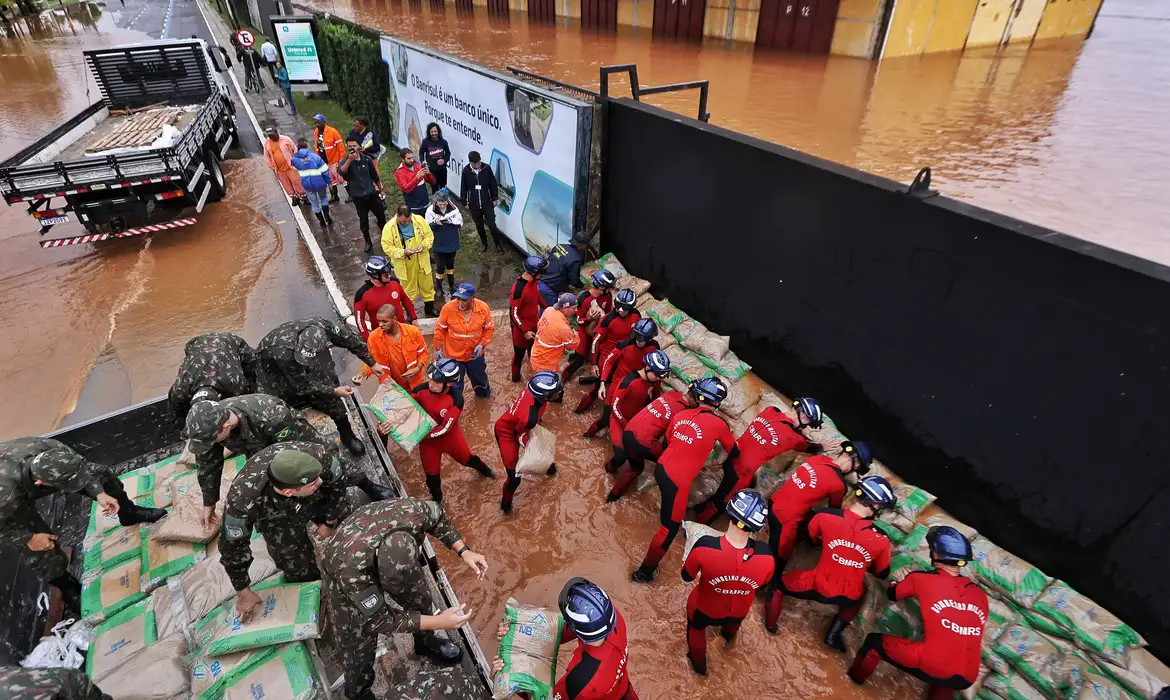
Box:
256;318;376;433
168;333;259;417
385;661;489;700
0;438;128;581
0;665;111;700
186;393;331;508
321;498;463;700
219;441;352;590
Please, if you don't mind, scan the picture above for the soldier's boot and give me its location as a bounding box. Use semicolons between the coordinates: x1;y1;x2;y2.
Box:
824;615;850;653
49;572;83;617
116;492;167;526
465;455;496;478
414;631;463;664
356;476;396;501
336;420;366;456
425;475;443;503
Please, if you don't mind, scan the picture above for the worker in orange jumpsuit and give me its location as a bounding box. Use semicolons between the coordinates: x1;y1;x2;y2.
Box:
409;358;496;503
312;114;345;202
353;304;428;391
531;293;579;375
263;126;305;204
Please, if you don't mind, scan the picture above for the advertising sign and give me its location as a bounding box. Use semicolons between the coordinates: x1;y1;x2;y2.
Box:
380;37;587;253
271;17;324;84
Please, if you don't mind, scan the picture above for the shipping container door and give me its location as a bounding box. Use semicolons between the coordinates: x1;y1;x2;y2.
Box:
807;0;840;53
790;0;818;50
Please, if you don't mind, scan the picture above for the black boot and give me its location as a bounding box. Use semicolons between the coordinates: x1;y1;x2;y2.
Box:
425;474;443;503
336;419;366;455
465;455;496;478
424;300;438;318
631;564;655;584
49;572;82;617
322;205;333;224
356;476;396;501
824;616;850;653
315;211;327;226
414;631;462;664
117;493;167;526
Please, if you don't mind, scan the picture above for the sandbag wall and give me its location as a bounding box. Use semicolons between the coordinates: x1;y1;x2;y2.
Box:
589;252;1170;699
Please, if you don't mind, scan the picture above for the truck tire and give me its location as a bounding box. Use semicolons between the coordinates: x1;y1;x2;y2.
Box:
204;145;226;202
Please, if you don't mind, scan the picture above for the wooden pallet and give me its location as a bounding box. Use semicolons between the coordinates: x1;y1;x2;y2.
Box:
85;107;186;153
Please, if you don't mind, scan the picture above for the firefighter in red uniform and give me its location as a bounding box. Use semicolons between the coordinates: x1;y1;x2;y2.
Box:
601;350;670;473
562;270;617;382
695;397;825;524
584;318;661;438
763;440;873;631
495;370;562;514
353;256;416;339
509;256;550;382
574;289;640;413
768;476;896;650
682;489;775;676
632;377;739;583
408;359;496;503
494;578;637;700
605;388;696;502
849;526;988;700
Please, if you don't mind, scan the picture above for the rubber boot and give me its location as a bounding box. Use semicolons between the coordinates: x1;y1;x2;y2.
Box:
465;455;496;478
315;211;327;227
336;419;366;456
424;300;438;318
117;493;166;526
414;631;462;664
630;563;655;584
824;616;850;653
356;476;396;501
49;572;82;617
446;274;457;297
322;205;333;224
425;474;443;504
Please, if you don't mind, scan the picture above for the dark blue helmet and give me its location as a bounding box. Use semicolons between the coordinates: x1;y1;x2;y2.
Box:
590;269;616;289
631;318;658;342
642;349;670;376
614;288;636;311
558;577;617;644
524;255;549;276
427;358;461;383
793;398;824;429
727;489;768;533
855;476;896;511
690;377;727;405
527;370;563;401
926;526;973;566
842;441;873;475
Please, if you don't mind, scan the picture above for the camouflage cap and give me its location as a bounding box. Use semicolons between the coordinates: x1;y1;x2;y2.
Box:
296;325;329;366
28;447;89;492
184;400;231;446
269;449;323;486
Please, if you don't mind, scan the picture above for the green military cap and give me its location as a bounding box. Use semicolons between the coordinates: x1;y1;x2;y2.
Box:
28;447;89;492
269;449;323;486
184;400;231;447
295;325;329;366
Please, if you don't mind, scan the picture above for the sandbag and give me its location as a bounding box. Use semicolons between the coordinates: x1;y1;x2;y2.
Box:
193;576;322;656
595;252;628;279
97;634;189;700
698;349;750;380
719;378;762;420
516;425;557;476
992;622;1087;699
189;646;273;699
673;318;731;362
493;598;564;700
87;598;157;681
681;521;721;563
614;274;650;297
81;556;146;623
365;380;437;451
141;528;208;592
664;345;711;384
1027;581;1146;670
643;298;686;334
82;524;143;575
969;537;1052;609
119;466;157;501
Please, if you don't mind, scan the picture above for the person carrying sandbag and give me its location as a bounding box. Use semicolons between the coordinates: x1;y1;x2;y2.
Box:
495;371;563;514
695;397;827;525
584;317;661;438
575;288;640;413
601;350;670;474
561;269;616;382
849;526;989;699
605;387;695;502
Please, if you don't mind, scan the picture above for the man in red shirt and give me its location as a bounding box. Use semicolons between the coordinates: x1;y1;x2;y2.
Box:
562;269;616;382
601;350;669;473
768;476;896;651
605;388;695;501
575;289;639;413
353;256;416;339
407;359;496;503
632;377;739;583
682;489;775;676
509;256;550;382
849;526;988;699
695;397;825;524
495;370;562;514
584;318;660;438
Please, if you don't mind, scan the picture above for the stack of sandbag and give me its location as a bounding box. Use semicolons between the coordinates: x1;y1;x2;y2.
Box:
494;598;564;700
365;379;437;451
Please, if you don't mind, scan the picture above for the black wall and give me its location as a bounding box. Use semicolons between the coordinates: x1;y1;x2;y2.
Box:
602;98;1170;655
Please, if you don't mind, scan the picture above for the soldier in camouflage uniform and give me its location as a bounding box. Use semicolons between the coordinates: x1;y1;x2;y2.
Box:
321;498;490;700
168;333;259;418
220;442;353;622
0;665;111;700
257;317;387;455
385;659;490;700
0;438;166;615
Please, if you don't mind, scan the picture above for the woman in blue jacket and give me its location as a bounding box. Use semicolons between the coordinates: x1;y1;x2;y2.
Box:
291;138;334;226
425;188;463;298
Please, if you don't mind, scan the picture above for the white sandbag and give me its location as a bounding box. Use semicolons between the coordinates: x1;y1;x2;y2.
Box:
516;425;557;476
96;634;189;700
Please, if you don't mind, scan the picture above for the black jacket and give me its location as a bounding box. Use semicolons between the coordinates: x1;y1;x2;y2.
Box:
460;164;498;210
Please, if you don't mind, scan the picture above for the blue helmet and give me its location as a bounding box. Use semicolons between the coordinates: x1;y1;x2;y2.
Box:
558;577;617;644
642;349;670;376
427;358;461;384
614;288;636;311
524;255;549;276
527;370;563;401
727;489;768;532
590;269;616;289
926;526;973;566
855;476;896;511
690;377;727;405
631;318;658;342
793;398;824;429
842;441;873;475
364;255;390;277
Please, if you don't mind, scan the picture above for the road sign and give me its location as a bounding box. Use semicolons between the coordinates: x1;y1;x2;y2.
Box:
236;29;254;47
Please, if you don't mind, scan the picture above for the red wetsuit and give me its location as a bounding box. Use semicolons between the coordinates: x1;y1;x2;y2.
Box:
697;406;811;524
412;384;489;500
555;609;638;700
574;290;613;355
682;533;774;667
495;388;550;509
767;456;848;567
608;390;690;498
850;570;988;696
353;279;416;339
509;276;547;378
640;406;736;570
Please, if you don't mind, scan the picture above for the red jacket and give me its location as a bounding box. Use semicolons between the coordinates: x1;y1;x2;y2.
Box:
609;372;661;429
590;309;641;365
509;276;547;336
554;609;634;700
353;279;416;339
683;534;774;621
800;508;891;602
601;339;660;387
626;390;689;447
731;406;809;478
889;570;989;684
769;455;847;523
660;406;736;485
494;388;549;440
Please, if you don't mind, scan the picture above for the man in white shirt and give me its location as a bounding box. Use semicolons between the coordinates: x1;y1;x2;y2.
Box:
260;39;278;80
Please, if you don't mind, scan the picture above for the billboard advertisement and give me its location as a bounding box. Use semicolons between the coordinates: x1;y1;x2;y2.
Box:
380;37;586;253
272;17;324;84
